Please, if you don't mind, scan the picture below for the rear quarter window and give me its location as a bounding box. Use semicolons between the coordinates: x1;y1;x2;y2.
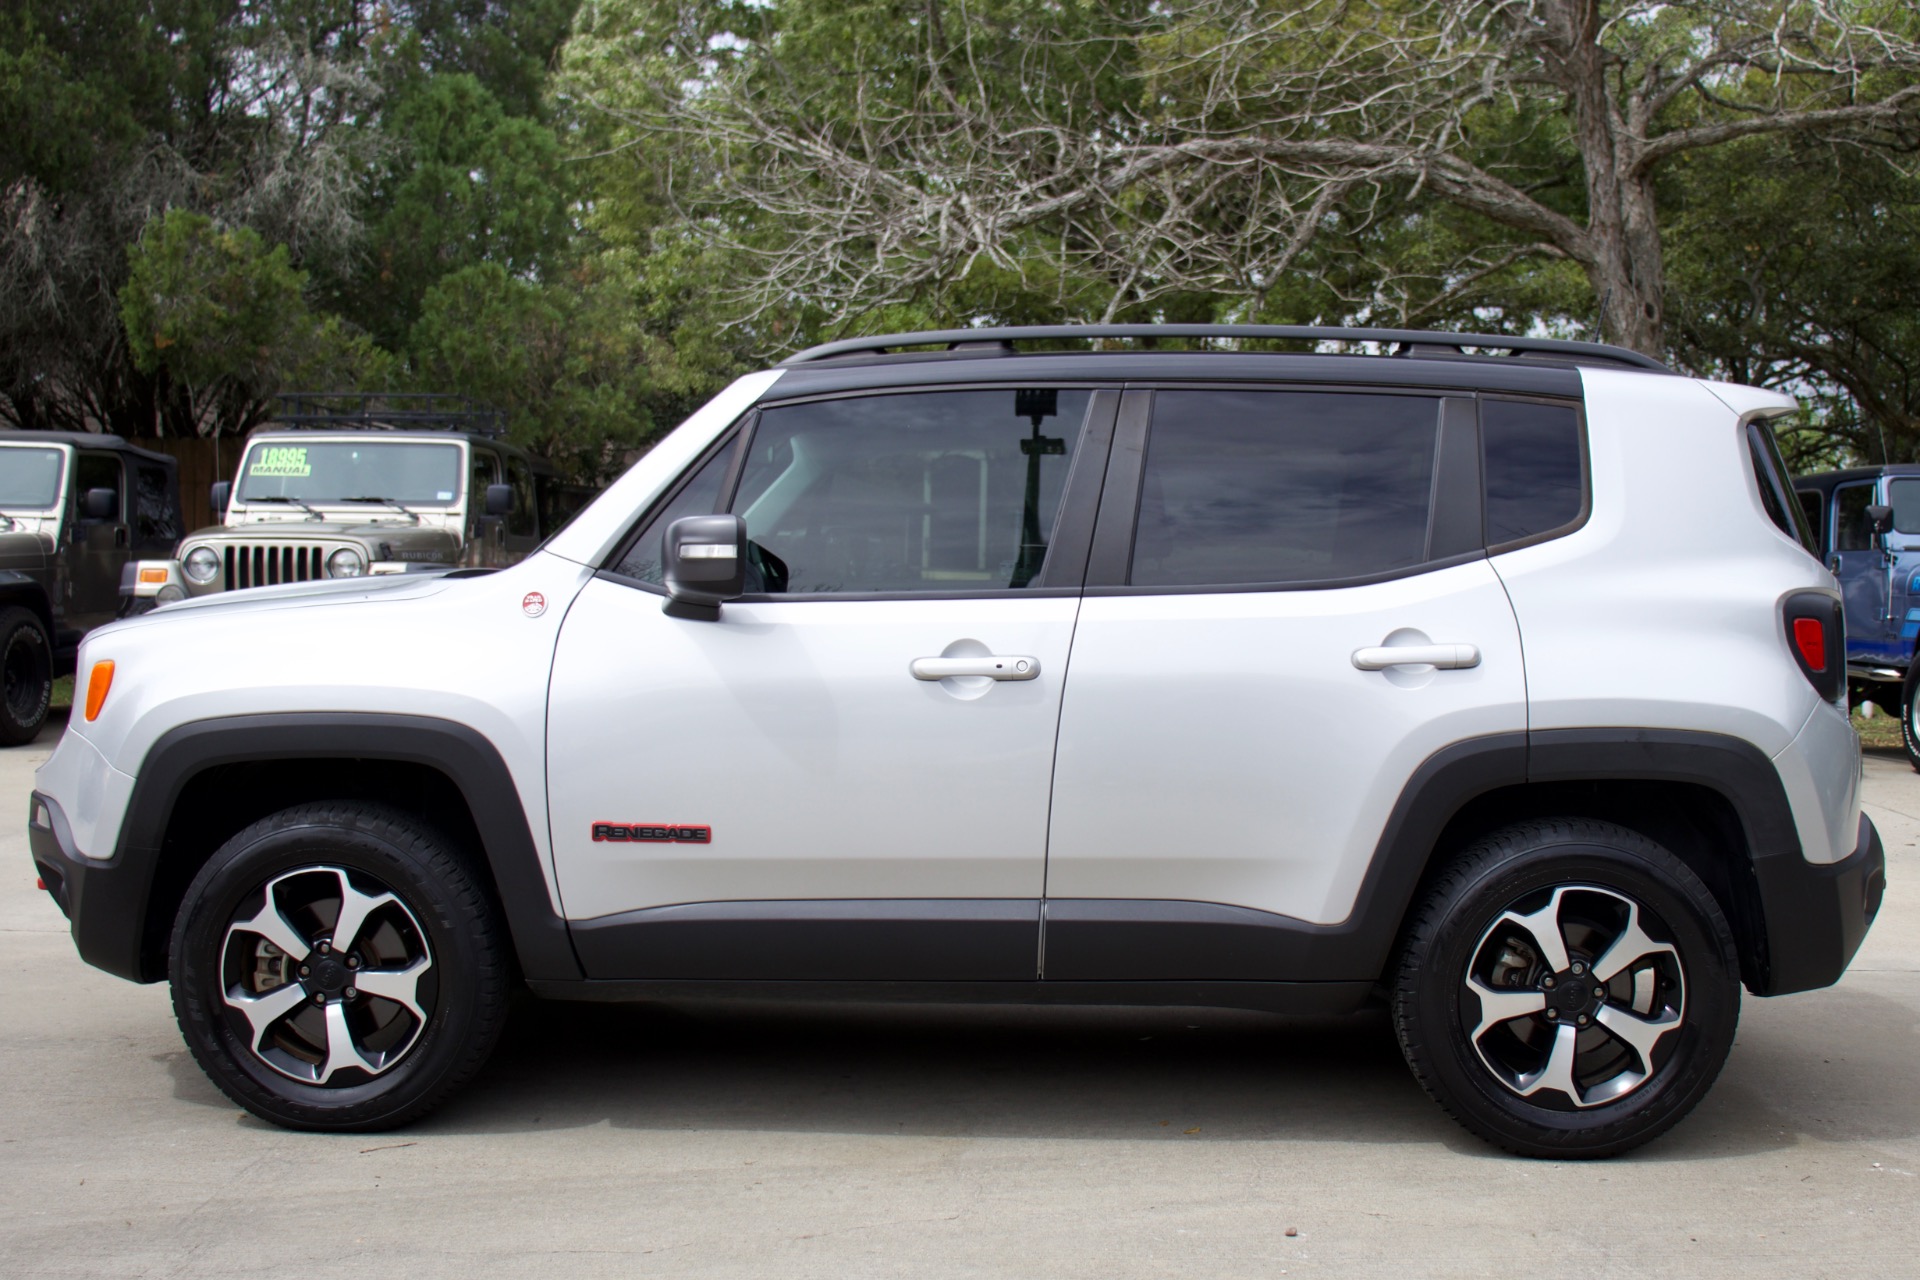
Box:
1482;399;1585;549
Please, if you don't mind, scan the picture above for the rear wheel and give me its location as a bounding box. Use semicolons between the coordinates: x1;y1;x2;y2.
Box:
0;606;52;745
1394;819;1740;1158
169;802;508;1131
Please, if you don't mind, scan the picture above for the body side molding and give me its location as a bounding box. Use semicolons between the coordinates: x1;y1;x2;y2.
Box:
569;898;1042;982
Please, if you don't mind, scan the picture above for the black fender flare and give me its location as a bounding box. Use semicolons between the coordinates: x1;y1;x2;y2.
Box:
91;713;580;982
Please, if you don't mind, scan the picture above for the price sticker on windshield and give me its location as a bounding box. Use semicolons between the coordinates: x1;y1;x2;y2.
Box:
249;446;311;478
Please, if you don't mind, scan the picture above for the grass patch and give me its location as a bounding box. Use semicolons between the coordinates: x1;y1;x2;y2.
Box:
51;674;72;712
1853;704;1903;751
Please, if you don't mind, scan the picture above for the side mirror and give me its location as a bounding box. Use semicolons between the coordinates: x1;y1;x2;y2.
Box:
209;481;231;519
82;488;116;520
662;514;748;620
1867;504;1894;537
485;483;515;517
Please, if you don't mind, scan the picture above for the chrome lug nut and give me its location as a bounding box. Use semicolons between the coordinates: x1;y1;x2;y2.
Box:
314;993;326;1004
1570;961;1587;976
317;942;331;955
1594;986;1606;999
298;965;310;977
345;956;359;970
1545;1009;1558;1020
1576;1014;1589;1026
344;987;357;999
1542;976;1557;989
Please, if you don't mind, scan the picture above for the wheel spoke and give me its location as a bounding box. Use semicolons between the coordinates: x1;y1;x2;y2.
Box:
1515;1021;1583;1106
1493;888;1572;974
1466;975;1546;1037
226;892;311;963
325;870;398;956
1595;1003;1681;1071
223;981;310;1050
1590;900;1677;984
352;956;432;1022
316;1000;379;1083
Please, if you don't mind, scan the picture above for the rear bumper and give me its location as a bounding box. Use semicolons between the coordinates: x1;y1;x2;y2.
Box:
1754;812;1885;995
28;790;152;983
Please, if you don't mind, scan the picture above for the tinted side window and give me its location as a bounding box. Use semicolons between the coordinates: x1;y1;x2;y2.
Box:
1797;490;1824;554
612;441;737;584
1836;483;1875;552
134;464;178;546
1482;399;1583;547
76;453;123;519
730;389;1088;594
1130;390;1439;587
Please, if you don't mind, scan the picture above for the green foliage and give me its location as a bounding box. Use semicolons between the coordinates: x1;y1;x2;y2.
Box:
118;209;394;429
338;72;574;349
120;211;308;387
409;262;651;480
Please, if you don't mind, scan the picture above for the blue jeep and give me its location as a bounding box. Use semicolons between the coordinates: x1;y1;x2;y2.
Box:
1795;465;1920;766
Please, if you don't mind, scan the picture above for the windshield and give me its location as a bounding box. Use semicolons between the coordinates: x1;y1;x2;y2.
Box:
236;441;463;506
0;447;66;508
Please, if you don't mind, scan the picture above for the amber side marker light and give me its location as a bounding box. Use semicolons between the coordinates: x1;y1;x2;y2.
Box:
137;566;169;585
84;660;114;721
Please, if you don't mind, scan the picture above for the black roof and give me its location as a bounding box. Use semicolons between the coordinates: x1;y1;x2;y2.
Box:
0;431;178;469
780;325;1671;373
766;349;1590;402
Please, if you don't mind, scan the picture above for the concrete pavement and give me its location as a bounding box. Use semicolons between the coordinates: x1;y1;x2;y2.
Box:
3;714;1916;1278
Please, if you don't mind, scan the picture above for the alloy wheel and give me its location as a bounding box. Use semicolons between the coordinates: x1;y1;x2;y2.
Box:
1461;884;1687;1110
219;865;437;1085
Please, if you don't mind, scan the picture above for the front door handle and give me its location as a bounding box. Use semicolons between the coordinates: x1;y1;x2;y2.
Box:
910;655;1041;681
1352;644;1480;671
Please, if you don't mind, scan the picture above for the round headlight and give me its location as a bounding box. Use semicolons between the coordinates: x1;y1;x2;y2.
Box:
183;547;220;583
155;584;186;604
327;548;366;579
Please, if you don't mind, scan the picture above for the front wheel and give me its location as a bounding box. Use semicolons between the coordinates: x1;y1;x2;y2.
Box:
0;606;52;745
1393;820;1740;1158
169;803;509;1130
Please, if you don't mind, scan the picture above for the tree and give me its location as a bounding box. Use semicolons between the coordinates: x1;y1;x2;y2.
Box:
1663;133;1920;464
1;1;380;435
620;0;1920;356
118;209;395;435
409;261;652;479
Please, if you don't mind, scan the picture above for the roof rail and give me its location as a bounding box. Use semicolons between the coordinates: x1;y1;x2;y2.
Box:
779;325;1670;373
268;392;508;438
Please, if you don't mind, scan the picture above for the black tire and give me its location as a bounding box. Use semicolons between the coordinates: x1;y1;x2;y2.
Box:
1900;673;1920;774
0;605;52;746
1393;819;1740;1159
169;802;509;1131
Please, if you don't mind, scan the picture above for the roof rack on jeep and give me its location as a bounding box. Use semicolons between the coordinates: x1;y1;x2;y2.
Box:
779;325;1670;373
270;392;508;438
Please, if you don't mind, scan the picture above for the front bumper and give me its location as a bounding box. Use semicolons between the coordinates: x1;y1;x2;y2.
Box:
28;791;154;983
1753;812;1886;995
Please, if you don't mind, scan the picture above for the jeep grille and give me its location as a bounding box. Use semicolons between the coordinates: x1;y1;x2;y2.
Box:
224;544;329;589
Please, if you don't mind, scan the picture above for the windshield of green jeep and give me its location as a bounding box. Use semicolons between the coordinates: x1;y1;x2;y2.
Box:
236;441;462;506
0;447;66;508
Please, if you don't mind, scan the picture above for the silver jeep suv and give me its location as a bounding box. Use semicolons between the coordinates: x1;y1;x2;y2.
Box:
29;326;1883;1157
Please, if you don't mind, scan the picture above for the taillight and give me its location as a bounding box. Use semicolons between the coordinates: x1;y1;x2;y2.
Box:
1782;593;1843;702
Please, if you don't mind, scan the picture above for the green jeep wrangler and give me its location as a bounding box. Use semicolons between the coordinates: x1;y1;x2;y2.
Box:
0;432;183;743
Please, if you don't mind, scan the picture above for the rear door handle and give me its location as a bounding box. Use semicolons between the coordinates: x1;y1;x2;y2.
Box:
911;656;1040;681
1352;644;1480;671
